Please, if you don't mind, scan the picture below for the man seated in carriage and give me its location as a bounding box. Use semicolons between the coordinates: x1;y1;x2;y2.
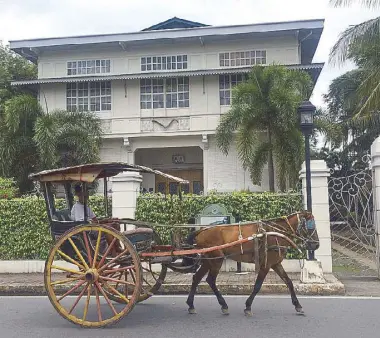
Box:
71;184;98;222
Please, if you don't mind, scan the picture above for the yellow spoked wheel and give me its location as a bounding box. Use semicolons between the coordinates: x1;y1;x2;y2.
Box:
105;229;168;303
44;224;142;328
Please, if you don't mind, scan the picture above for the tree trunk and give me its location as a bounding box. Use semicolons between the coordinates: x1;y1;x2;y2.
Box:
267;130;275;192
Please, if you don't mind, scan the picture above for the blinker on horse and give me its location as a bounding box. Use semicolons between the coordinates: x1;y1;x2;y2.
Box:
181;210;319;316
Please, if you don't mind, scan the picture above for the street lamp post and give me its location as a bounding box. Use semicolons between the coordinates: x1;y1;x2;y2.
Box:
298;100;316;261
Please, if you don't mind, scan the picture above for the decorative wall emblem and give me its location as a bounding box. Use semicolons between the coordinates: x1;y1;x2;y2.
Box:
101;120;112;133
140;117;190;132
172;154;185;164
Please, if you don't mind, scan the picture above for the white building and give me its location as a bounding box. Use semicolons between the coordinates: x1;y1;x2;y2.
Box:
10;17;324;195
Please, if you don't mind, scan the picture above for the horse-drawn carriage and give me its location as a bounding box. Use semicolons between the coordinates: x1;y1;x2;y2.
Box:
29;162;319;328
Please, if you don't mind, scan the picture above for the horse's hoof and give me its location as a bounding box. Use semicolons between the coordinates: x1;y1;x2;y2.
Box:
221;308;229;315
295;307;305;315
188;308;197;315
244;309;253;317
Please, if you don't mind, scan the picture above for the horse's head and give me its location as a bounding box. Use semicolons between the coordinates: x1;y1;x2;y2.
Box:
287;211;320;252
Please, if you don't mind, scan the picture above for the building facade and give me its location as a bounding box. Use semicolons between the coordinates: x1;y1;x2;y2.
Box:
10;17;324;194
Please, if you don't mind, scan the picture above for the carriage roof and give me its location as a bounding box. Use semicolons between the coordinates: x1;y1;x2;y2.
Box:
28;162;189;184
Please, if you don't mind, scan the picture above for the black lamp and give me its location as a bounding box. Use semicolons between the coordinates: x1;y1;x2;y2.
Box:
298;100;316;260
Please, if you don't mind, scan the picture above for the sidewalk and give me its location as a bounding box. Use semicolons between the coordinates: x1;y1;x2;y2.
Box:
0;271;345;296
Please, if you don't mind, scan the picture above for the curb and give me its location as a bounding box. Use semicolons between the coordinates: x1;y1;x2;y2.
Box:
0;282;346;297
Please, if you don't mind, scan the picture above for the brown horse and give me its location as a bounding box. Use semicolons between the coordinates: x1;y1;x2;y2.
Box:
181;211;319;316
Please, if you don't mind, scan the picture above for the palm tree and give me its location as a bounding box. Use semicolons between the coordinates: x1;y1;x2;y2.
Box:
0;94;103;192
215;65;312;192
329;0;380;116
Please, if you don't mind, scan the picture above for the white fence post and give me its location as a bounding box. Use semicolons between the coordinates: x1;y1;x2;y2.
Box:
111;172;142;231
371;138;380;279
300;160;332;274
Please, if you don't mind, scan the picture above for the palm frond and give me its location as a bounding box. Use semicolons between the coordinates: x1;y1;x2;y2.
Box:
330;0;380;8
355;67;380;116
247;141;272;186
329;17;380;66
4;94;43;133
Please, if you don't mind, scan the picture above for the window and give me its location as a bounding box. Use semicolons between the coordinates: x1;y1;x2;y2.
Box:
140;77;189;109
219;50;266;67
219;74;247;105
141;55;188;71
67;59;110;75
66;81;111;112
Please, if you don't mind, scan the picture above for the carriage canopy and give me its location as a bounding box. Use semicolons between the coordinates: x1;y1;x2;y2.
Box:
28;162;190;184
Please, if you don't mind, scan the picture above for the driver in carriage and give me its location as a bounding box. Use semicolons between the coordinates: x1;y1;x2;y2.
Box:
70;184;98;223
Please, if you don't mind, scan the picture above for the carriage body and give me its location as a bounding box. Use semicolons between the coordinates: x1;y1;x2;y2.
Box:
29;162;189;327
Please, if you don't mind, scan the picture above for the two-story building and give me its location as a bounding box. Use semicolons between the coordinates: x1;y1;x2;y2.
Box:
10;17;324;194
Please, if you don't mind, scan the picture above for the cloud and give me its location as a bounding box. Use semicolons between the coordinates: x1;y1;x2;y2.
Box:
0;0;379;105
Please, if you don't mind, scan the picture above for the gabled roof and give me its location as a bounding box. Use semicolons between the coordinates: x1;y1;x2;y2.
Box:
142;17;209;31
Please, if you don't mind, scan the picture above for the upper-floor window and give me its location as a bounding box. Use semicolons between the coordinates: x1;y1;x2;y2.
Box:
140;77;189;109
67;60;111;76
141;55;188;72
219;74;247;106
66;81;111;112
219;50;267;67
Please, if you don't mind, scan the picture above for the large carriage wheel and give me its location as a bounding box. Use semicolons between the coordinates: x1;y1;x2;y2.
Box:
105;228;167;304
44;224;142;328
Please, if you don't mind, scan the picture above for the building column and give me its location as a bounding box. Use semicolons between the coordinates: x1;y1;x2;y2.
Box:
111;172;142;231
371;137;380;279
123;137;135;164
202;134;209;194
299;160;332;273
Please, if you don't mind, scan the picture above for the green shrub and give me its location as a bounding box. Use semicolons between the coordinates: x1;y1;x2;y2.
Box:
0;191;305;260
0;195;108;260
0;177;18;199
135;191;305;259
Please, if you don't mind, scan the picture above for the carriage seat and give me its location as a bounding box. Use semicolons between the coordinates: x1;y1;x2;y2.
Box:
122;227;154;252
52;209;72;222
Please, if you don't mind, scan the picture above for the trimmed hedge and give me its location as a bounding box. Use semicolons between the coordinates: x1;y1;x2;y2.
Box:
0;191;304;260
135;191;305;259
0;177;18;199
0;196;109;260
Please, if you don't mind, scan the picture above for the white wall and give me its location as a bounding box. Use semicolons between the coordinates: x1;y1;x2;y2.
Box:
37;35;299;78
206;135;269;192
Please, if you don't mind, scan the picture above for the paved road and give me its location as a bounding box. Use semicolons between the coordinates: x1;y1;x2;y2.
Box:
0;295;379;338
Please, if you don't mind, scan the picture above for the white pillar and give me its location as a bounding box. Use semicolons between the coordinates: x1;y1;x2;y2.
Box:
111;172;142;231
299;160;332;273
371;138;380;279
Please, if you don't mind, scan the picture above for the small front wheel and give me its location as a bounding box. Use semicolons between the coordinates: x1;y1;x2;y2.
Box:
44;224;142;328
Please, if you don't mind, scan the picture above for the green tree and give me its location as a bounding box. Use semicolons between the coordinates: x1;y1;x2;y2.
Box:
215;65;312;192
0;94;103;192
0;43;36;111
329;0;380;116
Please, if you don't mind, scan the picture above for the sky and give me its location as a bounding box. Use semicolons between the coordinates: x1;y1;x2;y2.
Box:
0;0;379;107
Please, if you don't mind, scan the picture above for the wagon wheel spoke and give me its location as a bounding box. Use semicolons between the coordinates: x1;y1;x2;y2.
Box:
50;276;82;286
96;237;117;268
82;283;92;322
95;281;118;315
57;250;85;270
92;229;103;269
68;283;89;314
102;281;130;304
94;286;102;322
68;238;89;270
82;231;93;267
57;279;87;302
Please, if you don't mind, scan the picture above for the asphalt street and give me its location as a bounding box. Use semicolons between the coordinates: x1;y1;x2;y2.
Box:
0;295;379;338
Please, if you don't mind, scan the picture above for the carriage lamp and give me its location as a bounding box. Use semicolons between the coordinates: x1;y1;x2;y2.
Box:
298;100;315;260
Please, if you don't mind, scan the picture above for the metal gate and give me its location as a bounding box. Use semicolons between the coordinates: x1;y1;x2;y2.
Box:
328;155;377;277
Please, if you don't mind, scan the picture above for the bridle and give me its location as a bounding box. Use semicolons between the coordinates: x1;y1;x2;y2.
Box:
260;212;318;246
